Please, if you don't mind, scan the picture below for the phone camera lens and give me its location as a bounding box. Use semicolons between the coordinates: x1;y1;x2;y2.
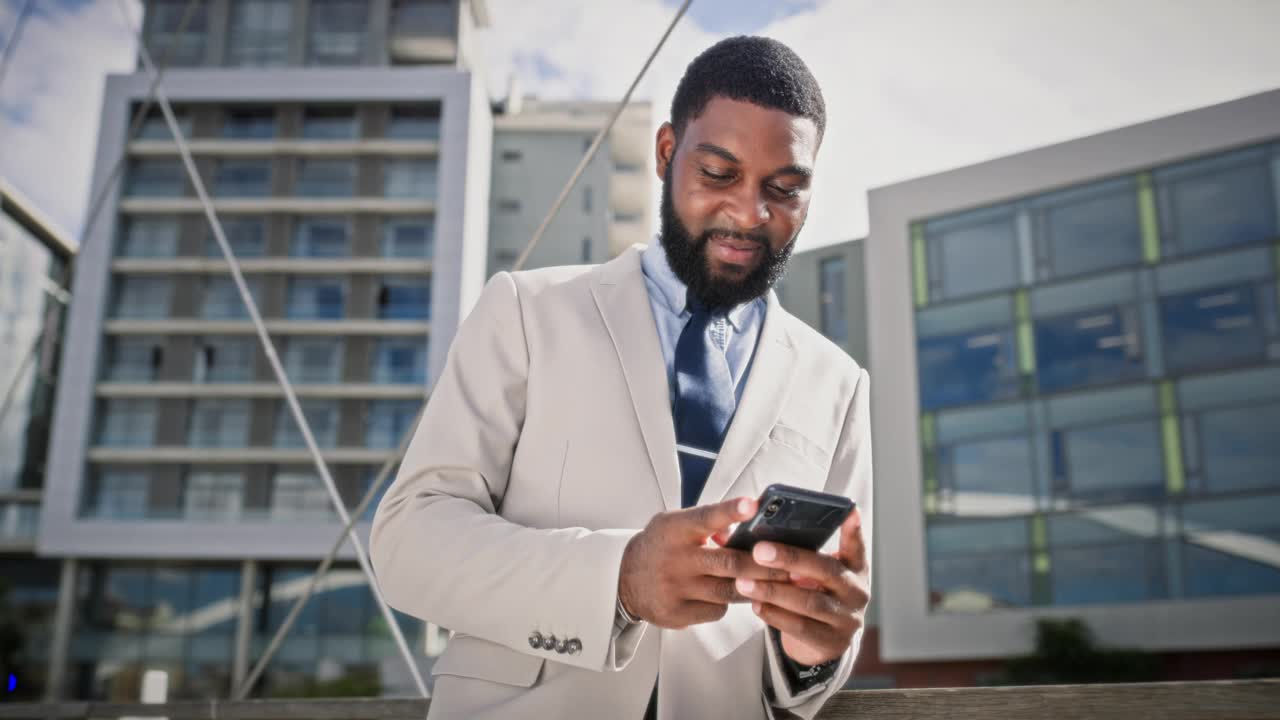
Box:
763;500;783;518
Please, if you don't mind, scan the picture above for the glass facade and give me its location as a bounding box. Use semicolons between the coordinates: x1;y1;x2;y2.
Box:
913;140;1280;613
226;0;293;67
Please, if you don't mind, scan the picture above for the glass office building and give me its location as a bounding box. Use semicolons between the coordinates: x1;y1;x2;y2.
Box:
867;89;1280;672
914;141;1280;612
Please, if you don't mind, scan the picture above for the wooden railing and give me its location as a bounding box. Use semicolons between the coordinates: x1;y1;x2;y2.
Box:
0;680;1276;719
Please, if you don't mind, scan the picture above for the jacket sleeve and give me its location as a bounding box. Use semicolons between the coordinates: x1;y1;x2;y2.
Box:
765;367;873;717
369;271;643;673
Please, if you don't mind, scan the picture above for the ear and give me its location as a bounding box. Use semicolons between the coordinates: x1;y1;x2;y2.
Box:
655;122;677;180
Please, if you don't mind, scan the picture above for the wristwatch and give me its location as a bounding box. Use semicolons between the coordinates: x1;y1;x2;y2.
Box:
771;627;838;693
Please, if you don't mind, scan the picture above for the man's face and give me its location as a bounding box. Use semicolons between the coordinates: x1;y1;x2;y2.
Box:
656;96;820;311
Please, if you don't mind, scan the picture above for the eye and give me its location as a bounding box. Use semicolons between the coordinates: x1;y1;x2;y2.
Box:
769;184;801;199
700;167;733;182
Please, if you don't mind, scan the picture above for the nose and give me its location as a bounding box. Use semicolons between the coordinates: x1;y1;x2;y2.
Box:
721;183;770;231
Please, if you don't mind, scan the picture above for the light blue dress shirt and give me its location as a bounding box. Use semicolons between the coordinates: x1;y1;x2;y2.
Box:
639;241;767;408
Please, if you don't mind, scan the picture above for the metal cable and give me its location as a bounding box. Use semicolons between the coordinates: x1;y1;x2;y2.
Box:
512;0;691;272
0;0;36;103
114;0;429;698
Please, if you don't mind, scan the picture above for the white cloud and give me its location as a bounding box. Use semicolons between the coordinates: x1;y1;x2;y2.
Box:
0;0;141;238
481;0;1280;251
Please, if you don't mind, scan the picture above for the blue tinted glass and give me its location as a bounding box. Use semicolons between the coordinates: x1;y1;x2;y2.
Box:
930;216;1019;300
373;340;426;384
1200;403;1280;493
1182;540;1280;598
928;517;1028;555
1035;306;1145;394
928;552;1031;610
1161;284;1266;375
1044;187;1141;278
379;283;430;320
945;436;1035;515
1062;420;1164;502
1051;541;1166;605
215;161;271;197
918;328;1019;410
1159;157;1276;255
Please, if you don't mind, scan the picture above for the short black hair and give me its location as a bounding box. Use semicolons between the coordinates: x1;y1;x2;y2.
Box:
669;36;826;142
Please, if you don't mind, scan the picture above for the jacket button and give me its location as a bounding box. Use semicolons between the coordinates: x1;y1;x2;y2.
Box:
528;631;543;649
566;638;582;655
555;637;569;654
541;634;558;651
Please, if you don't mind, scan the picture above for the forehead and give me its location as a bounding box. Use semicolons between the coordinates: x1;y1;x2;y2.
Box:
680;96;819;169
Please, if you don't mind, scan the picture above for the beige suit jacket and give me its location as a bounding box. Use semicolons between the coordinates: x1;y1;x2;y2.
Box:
370;245;873;719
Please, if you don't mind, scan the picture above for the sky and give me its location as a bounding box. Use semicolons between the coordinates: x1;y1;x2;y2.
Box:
2;0;1280;252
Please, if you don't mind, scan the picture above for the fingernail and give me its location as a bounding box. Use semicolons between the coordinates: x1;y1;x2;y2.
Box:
736;578;754;594
752;602;762;614
737;498;753;515
754;543;776;563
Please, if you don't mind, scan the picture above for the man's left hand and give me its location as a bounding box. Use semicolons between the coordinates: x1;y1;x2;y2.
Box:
733;507;869;666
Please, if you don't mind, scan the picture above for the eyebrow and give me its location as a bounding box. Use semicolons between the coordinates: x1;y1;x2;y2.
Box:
693;142;813;181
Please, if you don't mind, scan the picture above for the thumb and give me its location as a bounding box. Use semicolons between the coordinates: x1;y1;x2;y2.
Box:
680;496;757;539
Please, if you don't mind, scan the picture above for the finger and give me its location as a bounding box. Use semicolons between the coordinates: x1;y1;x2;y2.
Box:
709;528;733;547
752;602;845;654
735;579;848;625
680;496;758;539
790;574;822;591
686;577;745;605
837;507;867;573
694;548;791;582
753;542;855;596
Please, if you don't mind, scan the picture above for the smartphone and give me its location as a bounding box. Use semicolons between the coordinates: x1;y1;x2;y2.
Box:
724;483;854;552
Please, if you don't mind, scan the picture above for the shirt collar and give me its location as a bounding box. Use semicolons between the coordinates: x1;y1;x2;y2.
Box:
640;240;759;331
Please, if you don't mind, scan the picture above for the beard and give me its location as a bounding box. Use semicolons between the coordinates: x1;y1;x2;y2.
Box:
658;163;795;313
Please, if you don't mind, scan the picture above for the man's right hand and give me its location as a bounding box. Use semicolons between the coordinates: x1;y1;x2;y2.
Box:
617;496;789;629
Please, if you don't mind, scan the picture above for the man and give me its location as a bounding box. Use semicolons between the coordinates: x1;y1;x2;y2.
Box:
371;36;872;719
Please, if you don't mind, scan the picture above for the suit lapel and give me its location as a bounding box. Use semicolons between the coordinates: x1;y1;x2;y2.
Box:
697;291;796;506
590;247;682;512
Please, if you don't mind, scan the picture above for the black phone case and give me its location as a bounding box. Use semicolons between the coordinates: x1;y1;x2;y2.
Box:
724;483;854;552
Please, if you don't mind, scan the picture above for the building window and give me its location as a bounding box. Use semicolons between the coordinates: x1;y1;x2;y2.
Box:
307;0;367;66
215;159;272;197
1196;401;1280;494
200;276;262;319
927;518;1032;611
84;469;150;518
497;199;521;213
110;277;171;319
1156;146;1278;257
205;217;267;258
286;277;345;320
270;470;332;520
500;149;522;162
194;337;256;383
143;0;208;67
1048;512;1168;606
187;399;251;448
137;109;192;141
226;0;292;67
125;159;184;197
1032;177;1141;280
95;400;157;448
117;217;179;258
372;338;427;384
915;296;1019;411
283;338;343;383
382;217;433;258
933;432;1035;517
1051;420;1164;503
366;400;420;449
101;337;164;382
1161;282;1269;375
273;400;339;448
387;106;440;140
819;256;848;344
222;108;276;139
581;237;592;263
1180;494;1280;598
302;108;359;140
291;217;351;257
384;159;437;199
184;470;244;520
1034;304;1144;395
583;186;593;213
377;277;430;320
296;159;355;197
924;205;1020;302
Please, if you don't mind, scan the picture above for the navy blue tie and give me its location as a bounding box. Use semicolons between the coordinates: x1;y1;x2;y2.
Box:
673;297;736;508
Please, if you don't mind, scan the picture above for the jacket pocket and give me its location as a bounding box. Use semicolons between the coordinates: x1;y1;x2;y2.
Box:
767;423;831;474
431;633;546;687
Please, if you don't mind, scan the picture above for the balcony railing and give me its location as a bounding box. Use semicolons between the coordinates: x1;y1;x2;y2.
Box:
0;680;1276;719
